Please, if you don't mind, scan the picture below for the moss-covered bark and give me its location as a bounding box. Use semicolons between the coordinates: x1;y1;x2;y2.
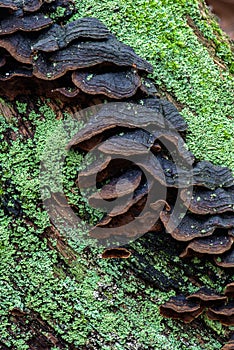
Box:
0;1;233;349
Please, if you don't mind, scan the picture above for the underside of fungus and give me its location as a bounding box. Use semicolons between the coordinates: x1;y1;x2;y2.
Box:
0;0;233;345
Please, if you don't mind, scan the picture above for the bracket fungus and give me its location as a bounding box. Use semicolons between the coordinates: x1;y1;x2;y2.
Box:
180;186;234;215
222;336;234;350
0;0;55;12
32;36;153;80
159;295;204;323
180;234;234;258
101;247;131;259
0;2;233;346
0;13;53;35
214;246;234;268
160;284;234;333
72;69;142;99
206;301;234;326
186;287;228;304
224;282;234;298
32;18;111;52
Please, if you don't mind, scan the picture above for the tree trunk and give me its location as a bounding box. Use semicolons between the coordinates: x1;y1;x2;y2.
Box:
0;1;233;349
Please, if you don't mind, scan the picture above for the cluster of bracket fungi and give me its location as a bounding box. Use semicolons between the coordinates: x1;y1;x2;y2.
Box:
160;283;234;349
0;0;233;345
0;0;153;100
160;283;234;325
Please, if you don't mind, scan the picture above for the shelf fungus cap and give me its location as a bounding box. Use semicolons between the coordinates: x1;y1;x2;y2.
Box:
88;168;142;204
180;187;234;215
159;295;204;323
224;282;234;298
72;69;142;99
160;99;188;133
186;287;227;304
206;301;234;326
180;234;234;258
0;0;54;12
90;210;158;239
105;180;153;218
160;211;234;242
51;86;80;98
0;13;53;36
0;63;33;80
0;33;33;64
221;337;234;350
33;36;153;80
214;246;234;268
67;103;164;149
33;18;111;52
192;161;234;189
101;247;131;259
136;97;188;133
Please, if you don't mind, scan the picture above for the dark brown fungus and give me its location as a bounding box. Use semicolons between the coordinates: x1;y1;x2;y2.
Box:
77;157;132;189
0;0;54;12
151;128;195;165
67;103;164;149
193;161;234;189
206;301;234;326
156;154;194;187
0;13;53;35
88;168;142;203
221;337;234;350
159;295;204;323
9;307;27;317
0;33;33;64
0;55;6;67
115;129;155;149
186;287;227;304
22;0;51;12
32;18;111;52
180;235;234;258
77;155;112;188
0;4;232;313
72;69;141;99
77;139;193;189
33;36;153;80
0;0;18;10
214;247;234;268
101;247;131;259
106;180;153;217
180;186;234;215
150;199;171;212
160;211;234;241
51;86;80;98
160;99;188;132
98;136;149;156
139;77;158;96
224;282;234;298
136;97;188;133
90;210;158;239
0;63;33;80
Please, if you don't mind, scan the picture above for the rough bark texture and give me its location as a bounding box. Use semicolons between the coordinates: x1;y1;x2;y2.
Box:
0;1;233;349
